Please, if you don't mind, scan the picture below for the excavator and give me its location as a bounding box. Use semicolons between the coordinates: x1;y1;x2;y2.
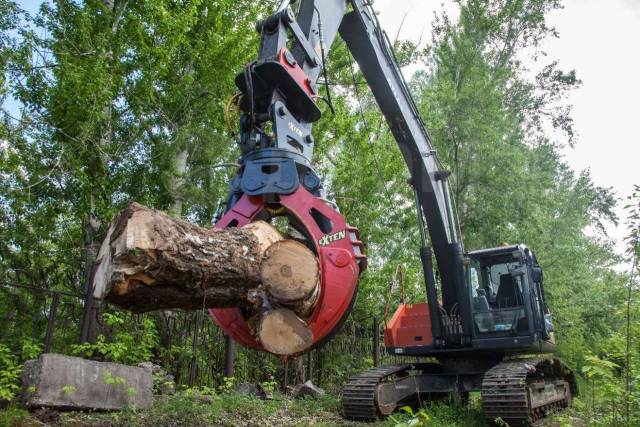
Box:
210;0;577;425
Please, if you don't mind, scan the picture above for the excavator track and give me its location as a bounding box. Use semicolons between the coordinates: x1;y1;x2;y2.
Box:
342;358;575;425
342;364;413;420
481;358;575;426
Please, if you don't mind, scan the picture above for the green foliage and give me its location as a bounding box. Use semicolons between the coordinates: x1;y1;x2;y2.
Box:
261;379;278;393
61;384;76;396
0;338;41;401
150;370;175;395
573;352;636;425
388;400;486;427
393;406;431;427
20;339;41;361
218;376;236;394
103;371;126;387
0;345;21;401
180;384;217;400
0;392;344;427
582;354;620;381
625;184;640;259
0;406;29;427
71;313;158;364
0;0;638;424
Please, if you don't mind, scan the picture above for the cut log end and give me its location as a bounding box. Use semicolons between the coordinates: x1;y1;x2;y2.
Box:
241;220;284;252
261;240;319;305
258;309;313;355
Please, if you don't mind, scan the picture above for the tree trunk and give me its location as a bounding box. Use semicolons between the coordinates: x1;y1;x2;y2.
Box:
80;207;103;344
168;148;189;218
92;202;283;311
91;202;320;355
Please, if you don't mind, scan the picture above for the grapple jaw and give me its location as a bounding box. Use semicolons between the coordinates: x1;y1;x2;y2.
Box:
210;186;366;354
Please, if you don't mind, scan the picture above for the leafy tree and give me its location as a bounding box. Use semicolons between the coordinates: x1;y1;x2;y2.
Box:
625;185;640;260
0;0;20;100
1;0;268;343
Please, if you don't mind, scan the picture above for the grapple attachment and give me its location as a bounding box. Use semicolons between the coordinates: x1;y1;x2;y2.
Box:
210;186;366;353
211;0;364;354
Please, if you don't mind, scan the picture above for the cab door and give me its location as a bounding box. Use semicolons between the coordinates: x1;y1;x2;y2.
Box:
527;261;550;339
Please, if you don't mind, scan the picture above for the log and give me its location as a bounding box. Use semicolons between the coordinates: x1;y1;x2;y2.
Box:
92;202;287;312
91;202;320;355
257;309;313;355
261;240;320;317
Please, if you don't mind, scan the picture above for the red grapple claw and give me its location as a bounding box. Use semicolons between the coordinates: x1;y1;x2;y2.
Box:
210;187;366;353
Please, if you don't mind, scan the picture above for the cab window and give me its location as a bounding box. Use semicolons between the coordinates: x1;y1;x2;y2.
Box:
468;256;528;334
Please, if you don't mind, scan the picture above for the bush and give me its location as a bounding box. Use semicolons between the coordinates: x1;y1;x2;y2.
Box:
0;339;42;401
71;313;158;365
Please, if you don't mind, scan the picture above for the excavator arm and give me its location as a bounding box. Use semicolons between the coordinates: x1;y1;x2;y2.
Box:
211;0;472;351
339;1;472;344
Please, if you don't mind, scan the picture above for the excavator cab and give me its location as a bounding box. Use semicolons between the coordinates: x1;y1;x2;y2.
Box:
467;245;555;347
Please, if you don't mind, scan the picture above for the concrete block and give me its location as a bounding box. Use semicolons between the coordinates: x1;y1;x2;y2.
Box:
21;354;152;410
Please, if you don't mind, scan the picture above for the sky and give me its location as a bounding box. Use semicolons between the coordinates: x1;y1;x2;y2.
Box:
374;0;640;258
12;0;639;257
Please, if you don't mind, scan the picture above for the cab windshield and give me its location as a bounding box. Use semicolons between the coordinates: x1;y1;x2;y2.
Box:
468;254;528;334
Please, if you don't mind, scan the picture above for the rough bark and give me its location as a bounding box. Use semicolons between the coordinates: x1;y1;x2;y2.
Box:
80;207;103;344
92;203;279;312
168;148;189;218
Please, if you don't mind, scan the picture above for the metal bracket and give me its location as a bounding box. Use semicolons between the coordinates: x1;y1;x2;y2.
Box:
281;8;321;66
272;101;314;159
240;158;300;195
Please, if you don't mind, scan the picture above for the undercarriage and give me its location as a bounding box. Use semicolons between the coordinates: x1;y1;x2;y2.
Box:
342;357;576;426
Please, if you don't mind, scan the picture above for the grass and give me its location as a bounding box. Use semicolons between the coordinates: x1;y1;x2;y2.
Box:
1;393;352;427
387;400;487;427
0;391;590;427
0;407;30;427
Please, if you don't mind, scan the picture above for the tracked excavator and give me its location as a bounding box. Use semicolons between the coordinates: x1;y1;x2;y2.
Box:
210;0;577;425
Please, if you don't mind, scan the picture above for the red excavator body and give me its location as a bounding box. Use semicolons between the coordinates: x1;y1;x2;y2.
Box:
383;303;433;349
